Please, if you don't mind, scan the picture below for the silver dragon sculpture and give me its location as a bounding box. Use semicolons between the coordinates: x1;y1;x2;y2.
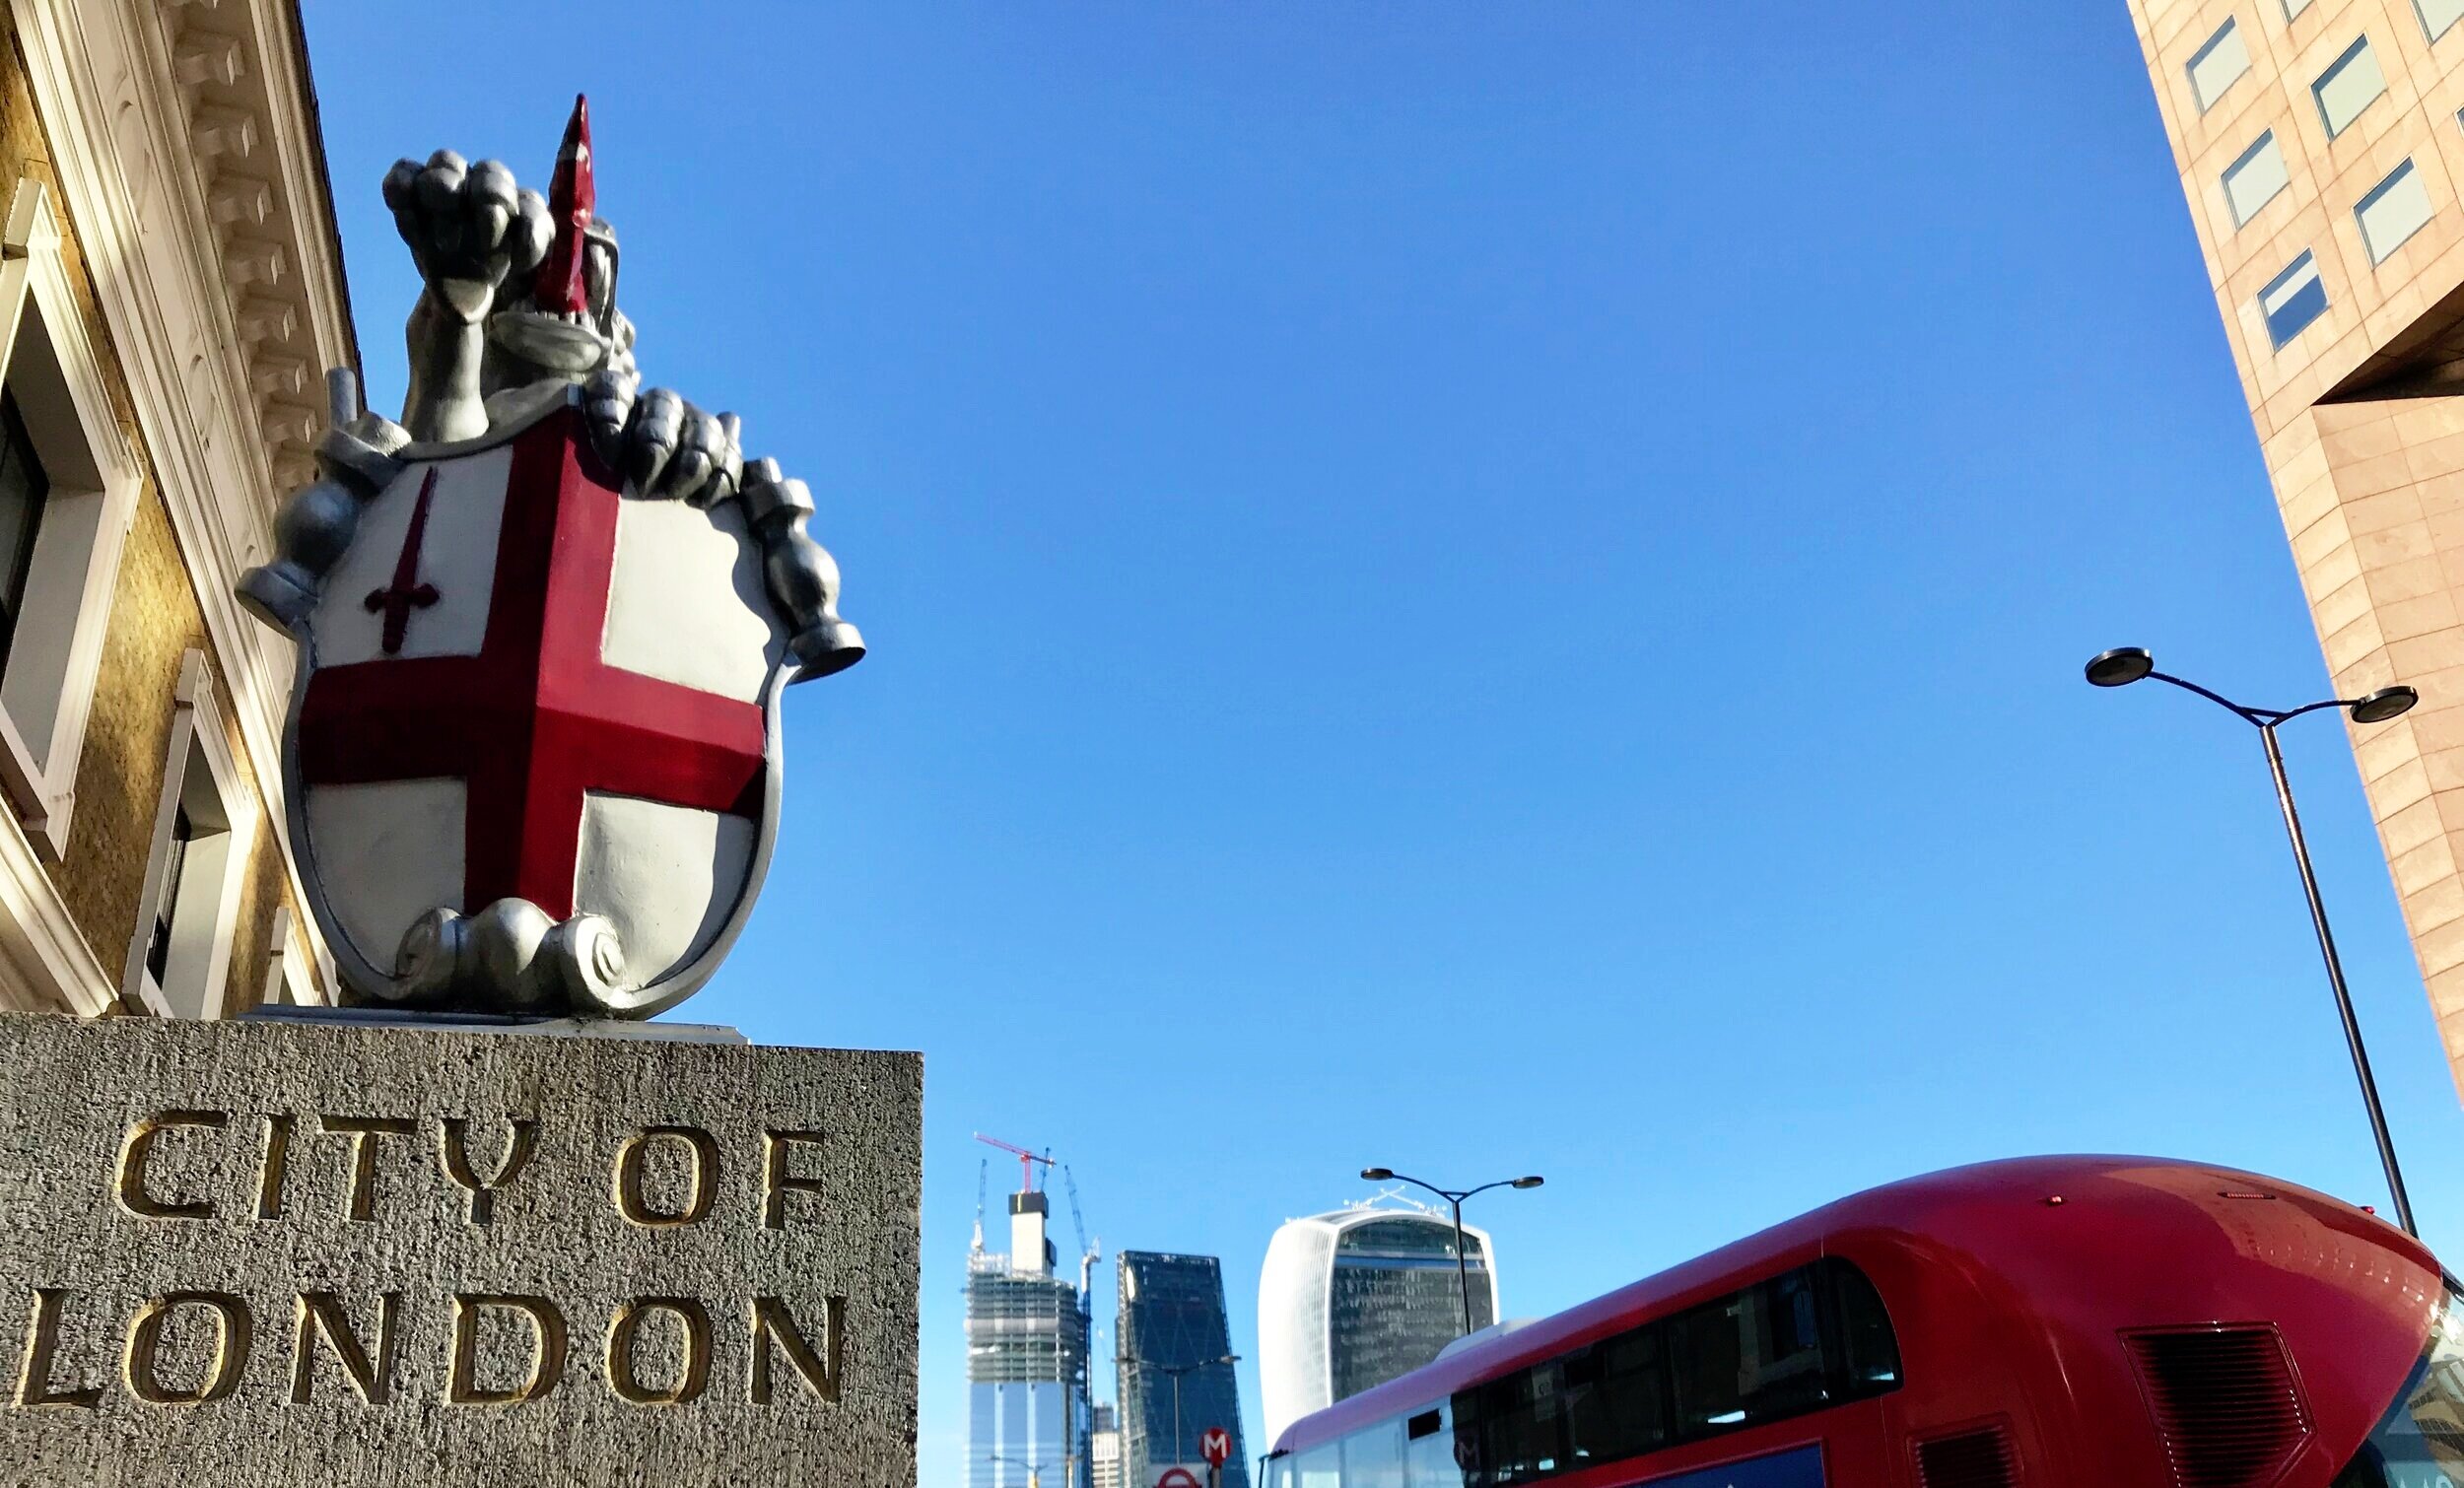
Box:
238;96;862;682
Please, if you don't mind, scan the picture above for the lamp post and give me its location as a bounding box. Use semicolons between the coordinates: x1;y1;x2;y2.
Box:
2085;646;2421;1237
1118;1352;1239;1479
1358;1168;1543;1335
991;1455;1053;1488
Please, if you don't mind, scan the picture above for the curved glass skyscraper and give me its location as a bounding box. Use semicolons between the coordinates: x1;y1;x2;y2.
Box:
1257;1207;1497;1447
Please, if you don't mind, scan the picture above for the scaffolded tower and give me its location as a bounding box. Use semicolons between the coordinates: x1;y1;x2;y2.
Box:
969;1186;1092;1488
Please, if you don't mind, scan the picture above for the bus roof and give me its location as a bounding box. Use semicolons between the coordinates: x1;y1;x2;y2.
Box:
1266;1153;2423;1454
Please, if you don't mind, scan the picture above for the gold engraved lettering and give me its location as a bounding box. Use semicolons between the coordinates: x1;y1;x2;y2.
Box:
291;1292;401;1405
319;1116;416;1222
16;1289;101;1408
256;1113;294;1220
124;1291;251;1404
604;1297;712;1406
749;1296;843;1404
612;1125;719;1228
115;1110;229;1220
762;1129;828;1230
445;1295;567;1405
438;1117;538;1227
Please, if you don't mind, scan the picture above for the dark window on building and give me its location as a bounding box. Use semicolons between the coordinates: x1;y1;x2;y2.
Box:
143;805;194;986
2261;251;2329;349
0;390;52;675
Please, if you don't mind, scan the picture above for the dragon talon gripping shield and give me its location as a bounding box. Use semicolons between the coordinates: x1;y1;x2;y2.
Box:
238;96;862;1019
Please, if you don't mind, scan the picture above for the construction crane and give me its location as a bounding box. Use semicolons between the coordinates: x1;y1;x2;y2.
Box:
975;1132;1054;1192
972;1157;989;1251
1061;1163;1098;1293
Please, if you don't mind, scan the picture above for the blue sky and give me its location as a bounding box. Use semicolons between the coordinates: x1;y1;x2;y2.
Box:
304;4;2464;1481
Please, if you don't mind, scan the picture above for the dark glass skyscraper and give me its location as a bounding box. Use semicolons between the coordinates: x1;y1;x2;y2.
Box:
1118;1251;1248;1488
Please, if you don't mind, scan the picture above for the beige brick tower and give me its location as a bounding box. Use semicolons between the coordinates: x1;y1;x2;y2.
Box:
2132;0;2464;1098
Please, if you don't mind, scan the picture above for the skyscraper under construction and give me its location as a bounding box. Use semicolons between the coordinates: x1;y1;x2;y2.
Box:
968;1184;1093;1488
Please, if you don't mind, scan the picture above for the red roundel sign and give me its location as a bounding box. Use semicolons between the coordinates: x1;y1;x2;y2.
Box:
1200;1429;1233;1467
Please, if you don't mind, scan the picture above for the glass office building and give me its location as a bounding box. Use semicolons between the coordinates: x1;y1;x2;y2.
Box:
1257;1207;1496;1446
1118;1251;1248;1488
969;1191;1093;1488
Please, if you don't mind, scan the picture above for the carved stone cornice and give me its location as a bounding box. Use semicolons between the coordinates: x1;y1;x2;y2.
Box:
149;0;359;497
8;0;355;973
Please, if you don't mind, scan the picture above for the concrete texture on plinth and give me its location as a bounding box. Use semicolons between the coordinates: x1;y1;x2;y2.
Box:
0;1011;920;1487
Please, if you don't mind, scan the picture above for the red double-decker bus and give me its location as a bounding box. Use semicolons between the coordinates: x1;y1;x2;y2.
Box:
1263;1156;2462;1488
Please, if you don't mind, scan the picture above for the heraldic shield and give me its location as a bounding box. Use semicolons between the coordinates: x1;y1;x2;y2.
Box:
280;390;797;1018
238;96;861;1020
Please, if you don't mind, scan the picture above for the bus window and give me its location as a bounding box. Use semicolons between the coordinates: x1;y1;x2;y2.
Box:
1482;1360;1566;1486
1299;1442;1342;1488
1564;1325;1671;1465
1823;1258;1901;1389
1667;1267;1829;1437
1403;1400;1465;1488
1345;1417;1406;1488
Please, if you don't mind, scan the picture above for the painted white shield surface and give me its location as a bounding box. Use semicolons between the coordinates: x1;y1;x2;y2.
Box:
287;395;788;1010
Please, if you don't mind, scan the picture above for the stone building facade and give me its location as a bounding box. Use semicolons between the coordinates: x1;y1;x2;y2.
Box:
2132;0;2464;1098
0;0;349;1016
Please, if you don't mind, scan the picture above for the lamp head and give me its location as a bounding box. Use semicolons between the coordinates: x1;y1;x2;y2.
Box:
2351;686;2420;724
1360;1167;1393;1182
2086;647;2155;688
1512;1176;1545;1189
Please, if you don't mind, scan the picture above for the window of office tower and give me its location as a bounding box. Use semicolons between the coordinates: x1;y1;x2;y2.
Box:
2260;250;2329;348
2224;132;2290;228
2359;159;2435;265
2189;19;2250;112
2421;0;2464;42
2315;36;2386;138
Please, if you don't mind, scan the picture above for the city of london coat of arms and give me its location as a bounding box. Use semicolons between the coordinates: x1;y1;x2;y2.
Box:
237;99;862;1020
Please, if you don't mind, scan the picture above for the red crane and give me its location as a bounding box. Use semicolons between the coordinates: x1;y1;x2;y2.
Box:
974;1132;1053;1193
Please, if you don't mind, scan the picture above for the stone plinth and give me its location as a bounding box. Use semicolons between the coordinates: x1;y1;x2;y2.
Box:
0;1012;920;1487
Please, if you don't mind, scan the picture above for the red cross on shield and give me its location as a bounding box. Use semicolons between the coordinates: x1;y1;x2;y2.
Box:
285;392;789;1016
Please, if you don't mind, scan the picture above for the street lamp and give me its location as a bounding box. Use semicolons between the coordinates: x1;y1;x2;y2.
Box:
990;1455;1053;1488
1118;1351;1239;1476
1358;1168;1543;1335
2085;645;2420;1236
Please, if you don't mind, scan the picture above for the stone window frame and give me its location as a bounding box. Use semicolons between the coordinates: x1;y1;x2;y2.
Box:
0;178;142;862
257;903;328;1007
119;649;253;1019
